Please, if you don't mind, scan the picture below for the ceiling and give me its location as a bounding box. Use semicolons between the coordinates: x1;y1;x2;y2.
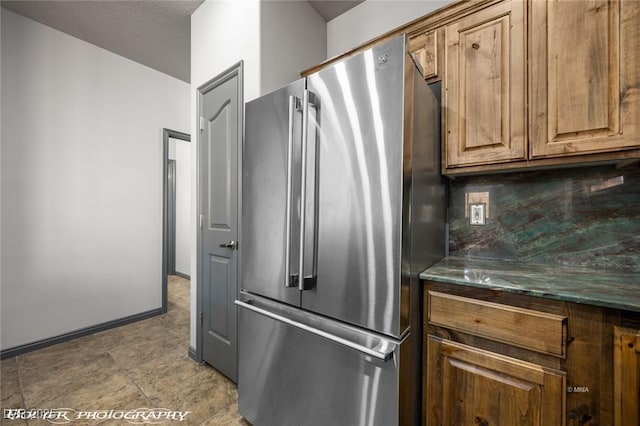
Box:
1;0;363;84
308;0;362;21
2;0;203;83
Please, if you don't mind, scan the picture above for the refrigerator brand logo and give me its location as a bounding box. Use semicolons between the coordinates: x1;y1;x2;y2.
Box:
377;54;388;66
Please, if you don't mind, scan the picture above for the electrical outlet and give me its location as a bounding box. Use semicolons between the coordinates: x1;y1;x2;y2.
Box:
465;191;490;219
469;203;486;225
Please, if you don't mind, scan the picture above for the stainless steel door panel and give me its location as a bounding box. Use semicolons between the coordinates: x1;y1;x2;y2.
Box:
236;291;401;360
303;36;407;337
237;295;402;426
242;81;304;306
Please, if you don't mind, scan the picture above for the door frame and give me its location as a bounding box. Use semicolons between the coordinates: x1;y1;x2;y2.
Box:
167;159;177;276
162;128;191;314
196;61;244;363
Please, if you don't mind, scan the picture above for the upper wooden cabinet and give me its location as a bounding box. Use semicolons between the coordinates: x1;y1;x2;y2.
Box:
529;0;640;159
409;29;440;81
443;0;526;168
441;0;640;173
410;27;450;84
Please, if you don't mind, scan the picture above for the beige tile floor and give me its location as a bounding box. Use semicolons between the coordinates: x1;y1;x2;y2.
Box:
0;276;247;426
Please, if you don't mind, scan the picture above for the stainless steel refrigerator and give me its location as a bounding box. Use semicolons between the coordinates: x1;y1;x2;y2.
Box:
236;34;444;425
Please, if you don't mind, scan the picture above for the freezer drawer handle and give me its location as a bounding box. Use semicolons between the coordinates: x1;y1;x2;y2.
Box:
235;300;396;361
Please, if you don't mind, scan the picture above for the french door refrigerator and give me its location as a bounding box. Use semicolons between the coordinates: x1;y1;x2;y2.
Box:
236;34;444;426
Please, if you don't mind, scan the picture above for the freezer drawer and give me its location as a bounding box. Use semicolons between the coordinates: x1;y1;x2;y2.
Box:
236;293;405;426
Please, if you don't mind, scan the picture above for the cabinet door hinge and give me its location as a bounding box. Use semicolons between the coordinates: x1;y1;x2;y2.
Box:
199;215;204;229
199;117;205;131
200;312;204;325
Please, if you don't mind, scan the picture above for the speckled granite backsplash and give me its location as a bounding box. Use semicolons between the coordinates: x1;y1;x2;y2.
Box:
447;164;640;272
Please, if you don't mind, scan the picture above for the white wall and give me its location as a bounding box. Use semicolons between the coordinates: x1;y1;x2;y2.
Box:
191;0;261;102
260;1;326;94
0;9;190;350
173;139;191;276
0;6;3;306
327;0;453;58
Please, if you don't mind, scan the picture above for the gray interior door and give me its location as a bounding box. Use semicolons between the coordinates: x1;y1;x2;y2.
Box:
199;63;242;382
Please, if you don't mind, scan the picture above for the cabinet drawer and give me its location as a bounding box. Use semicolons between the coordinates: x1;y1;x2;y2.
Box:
428;291;567;357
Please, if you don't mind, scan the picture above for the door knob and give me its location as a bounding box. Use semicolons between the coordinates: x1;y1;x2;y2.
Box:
219;240;237;250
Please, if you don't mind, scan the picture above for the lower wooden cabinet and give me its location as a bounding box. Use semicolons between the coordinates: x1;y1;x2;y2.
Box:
423;281;634;425
425;335;565;425
614;326;640;426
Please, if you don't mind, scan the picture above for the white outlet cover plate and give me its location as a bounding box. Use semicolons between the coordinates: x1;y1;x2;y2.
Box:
470;204;485;225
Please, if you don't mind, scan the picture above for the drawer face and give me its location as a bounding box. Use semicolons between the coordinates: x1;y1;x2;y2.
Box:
428;291;567;357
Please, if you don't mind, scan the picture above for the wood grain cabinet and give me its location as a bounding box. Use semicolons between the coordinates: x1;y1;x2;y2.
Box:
614;326;640;426
409;30;437;80
441;0;640;173
424;289;565;425
409;29;443;82
529;0;640;159
425;336;565;425
423;282;624;425
442;0;526;168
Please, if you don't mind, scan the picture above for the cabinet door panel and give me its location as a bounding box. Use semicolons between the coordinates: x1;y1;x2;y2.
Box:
530;0;640;158
444;0;526;167
614;326;640;426
425;335;565;426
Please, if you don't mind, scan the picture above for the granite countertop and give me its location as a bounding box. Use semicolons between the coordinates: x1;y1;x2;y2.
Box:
420;256;640;313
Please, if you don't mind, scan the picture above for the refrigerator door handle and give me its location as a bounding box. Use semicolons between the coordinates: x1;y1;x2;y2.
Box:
284;95;300;288
235;299;397;361
298;90;310;291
